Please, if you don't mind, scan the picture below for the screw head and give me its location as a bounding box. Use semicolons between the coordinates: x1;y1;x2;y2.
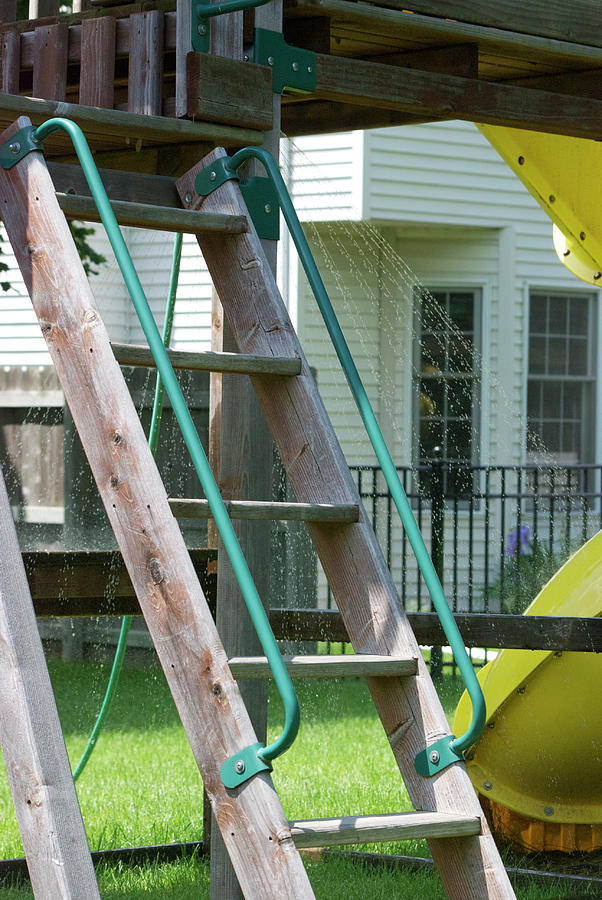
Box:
9;142;20;154
429;749;440;765
307;65;313;73
483;781;493;791
267;55;274;66
184;193;192;205
209;171;217;182
197;23;207;35
292;61;299;71
544;806;554;816
234;759;246;774
264;203;272;214
243;54;249;62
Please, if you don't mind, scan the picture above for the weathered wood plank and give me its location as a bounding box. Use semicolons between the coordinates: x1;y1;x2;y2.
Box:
186;52;273;129
283;98;434;136
79;16;116;108
177;146;515;899
289;811;481;848
0;116;313;900
32;23;68;101
111;342;301;374
312;52;602;139
382;1;602;49
1;29;19;93
56;193;248;234
170;497;359;523
0;0;16;24
269;608;602;652
0;467;100;899
229;654;417;679
48;160;182;206
128;11;164;116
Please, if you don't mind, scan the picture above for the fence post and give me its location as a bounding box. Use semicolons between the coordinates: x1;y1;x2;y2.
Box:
430;446;444;681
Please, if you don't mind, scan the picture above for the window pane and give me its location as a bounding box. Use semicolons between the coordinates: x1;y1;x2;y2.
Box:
529;336;546;374
421;292;446;330
568;337;588;376
449;335;474;372
527;380;542;418
549;297;567;334
547;336;567;375
419;418;444;459
421;333;445;372
419;377;444;419
530;296;547;334
569;297;589;335
449;293;473;332
447;419;472;461
563;382;581;419
447;379;473;417
542;381;561;418
542;421;561;453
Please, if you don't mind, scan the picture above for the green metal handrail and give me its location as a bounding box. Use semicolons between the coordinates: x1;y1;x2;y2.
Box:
195;0;271;19
7;118;299;788
196;147;486;775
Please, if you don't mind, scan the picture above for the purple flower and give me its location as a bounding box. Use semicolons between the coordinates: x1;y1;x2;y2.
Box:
505;525;533;557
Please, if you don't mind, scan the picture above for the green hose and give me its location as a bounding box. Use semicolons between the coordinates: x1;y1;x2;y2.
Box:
73;233;184;781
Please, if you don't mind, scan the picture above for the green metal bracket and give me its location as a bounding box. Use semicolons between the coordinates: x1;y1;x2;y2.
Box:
253;28;316;94
196;159;279;240
414;736;465;777
221;741;273;789
192;0;271;53
0;125;42;169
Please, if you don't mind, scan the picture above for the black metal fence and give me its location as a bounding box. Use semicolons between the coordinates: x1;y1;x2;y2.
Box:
348;456;602;617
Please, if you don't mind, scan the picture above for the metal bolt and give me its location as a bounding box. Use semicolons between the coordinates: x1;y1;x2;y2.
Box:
292;61;299;71
516;686;525;694
487;721;495;729
549;194;556;203
594;272;601;280
544;806;554;816
9;142;20;155
184;193;192;205
307;65;313;73
209;171;217;182
234;759;246;774
483;781;493;791
554;650;563;658
518;155;525;165
580;231;587;241
267;56;274;66
429;749;440;765
243;54;249;62
197;23;207;36
264;203;272;214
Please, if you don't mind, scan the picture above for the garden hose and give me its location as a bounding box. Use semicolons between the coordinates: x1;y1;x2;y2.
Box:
72;233;184;781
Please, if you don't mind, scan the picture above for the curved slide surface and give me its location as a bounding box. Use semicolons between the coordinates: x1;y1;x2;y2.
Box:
454;530;602;852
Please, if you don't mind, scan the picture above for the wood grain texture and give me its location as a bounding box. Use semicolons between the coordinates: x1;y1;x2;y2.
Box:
1;29;19;93
32;23;68;101
289;811;481;847
0;468;100;899
313;52;602;139
0;0;16;24
0;116;313;900
111;342;299;374
56;193;247;235
269;608;602;652
186;52;273;129
385;1;602;48
177;147;516;899
229;654;417;679
169;498;359;522
79;16;115;108
128;11;164;116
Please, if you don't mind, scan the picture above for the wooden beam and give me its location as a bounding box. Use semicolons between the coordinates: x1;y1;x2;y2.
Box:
367;42;479;78
111;343;301;374
289;811;481;848
507;67;602;99
1;29;20;93
79;16;116;108
381;1;602;49
56;194;248;235
311;52;602;139
0;469;100;898
48;160;181;206
128;11;164;116
228;654;417;679
169;498;359;522
186;52;273;130
283;98;438;136
32;23;67;100
268;608;602;652
0;117;312;900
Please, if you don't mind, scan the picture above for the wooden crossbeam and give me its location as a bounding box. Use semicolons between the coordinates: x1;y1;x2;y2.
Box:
228;654;417;678
112;343;301;375
289;811;481;848
169;498;359;522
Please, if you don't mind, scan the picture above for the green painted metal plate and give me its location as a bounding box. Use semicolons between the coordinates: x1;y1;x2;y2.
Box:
0;125;43;170
221;741;273;789
415;735;465;777
253;29;316;94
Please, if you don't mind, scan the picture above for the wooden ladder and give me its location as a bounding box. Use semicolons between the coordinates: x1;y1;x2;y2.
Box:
0;117;515;899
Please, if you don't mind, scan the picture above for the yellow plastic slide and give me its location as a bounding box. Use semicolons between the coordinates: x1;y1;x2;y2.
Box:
453;530;602;853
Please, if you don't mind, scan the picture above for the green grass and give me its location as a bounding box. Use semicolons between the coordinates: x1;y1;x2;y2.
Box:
0;656;597;897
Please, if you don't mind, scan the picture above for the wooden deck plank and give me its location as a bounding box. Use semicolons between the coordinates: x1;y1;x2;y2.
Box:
229;654;417;679
177;147;515;899
79;16;116;108
0;468;100;899
1;29;20;94
0;116;313;900
289;811;481;847
111;342;301;374
128;11;163;116
32;23;67;100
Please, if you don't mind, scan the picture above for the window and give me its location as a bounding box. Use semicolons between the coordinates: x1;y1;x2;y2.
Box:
527;292;596;464
414;289;481;495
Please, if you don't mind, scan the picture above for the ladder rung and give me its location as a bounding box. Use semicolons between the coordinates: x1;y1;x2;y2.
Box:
289;812;482;848
111;343;302;376
169;498;359;523
57;193;248;236
228;654;417;679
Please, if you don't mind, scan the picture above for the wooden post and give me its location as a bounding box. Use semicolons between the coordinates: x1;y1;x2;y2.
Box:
0;116;313;900
0;466;100;899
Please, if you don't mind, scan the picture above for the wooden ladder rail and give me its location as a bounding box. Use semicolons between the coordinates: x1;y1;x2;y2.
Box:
176;147;516;900
0;116;313;899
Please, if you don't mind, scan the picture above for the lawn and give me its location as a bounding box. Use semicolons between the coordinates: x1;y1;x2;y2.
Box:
0;652;596;897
